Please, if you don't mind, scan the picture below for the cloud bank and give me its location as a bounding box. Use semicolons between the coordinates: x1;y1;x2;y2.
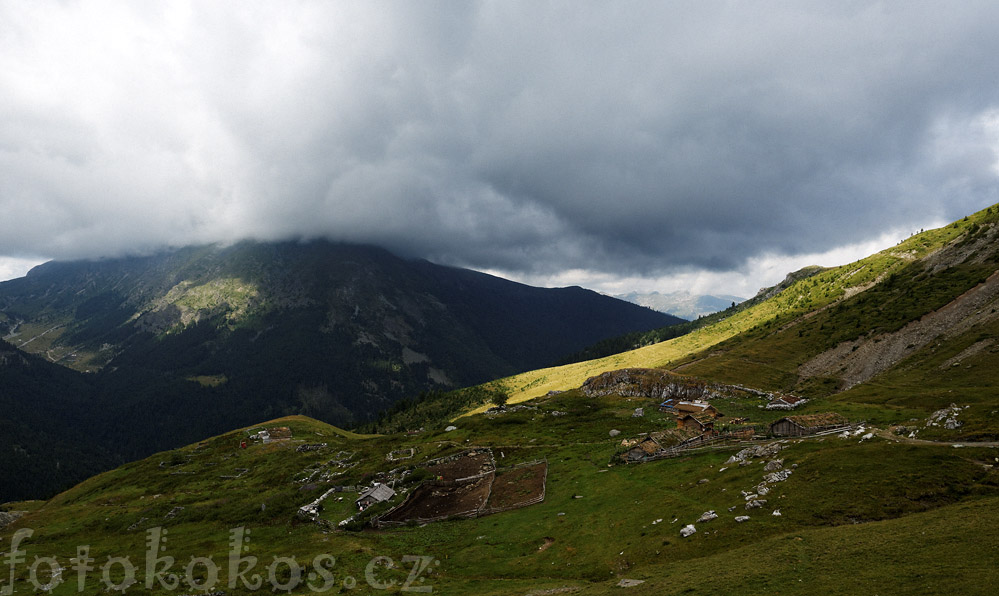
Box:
2;1;998;291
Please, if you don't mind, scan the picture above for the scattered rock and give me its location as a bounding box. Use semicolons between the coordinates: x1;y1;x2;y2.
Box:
609;429;622;437
697;478;709;485
763;469;793;484
296;443;328;453
680;524;697;537
126;517;148;531
727;443;782;464
772;509;782;516
764;459;784;472
927;404;963;428
745;499;767;510
617;579;646;588
632;408;644;417
735;516;750;523
444;425;458;432
696;511;718;523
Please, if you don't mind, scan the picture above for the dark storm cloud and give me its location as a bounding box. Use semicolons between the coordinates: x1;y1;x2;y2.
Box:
1;1;998;280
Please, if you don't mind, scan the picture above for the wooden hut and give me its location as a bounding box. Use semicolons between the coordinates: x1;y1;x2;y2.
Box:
356;484;396;510
769;413;848;437
676;413;716;435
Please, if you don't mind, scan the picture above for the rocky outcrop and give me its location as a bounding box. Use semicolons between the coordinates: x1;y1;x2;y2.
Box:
583;368;712;400
0;510;25;529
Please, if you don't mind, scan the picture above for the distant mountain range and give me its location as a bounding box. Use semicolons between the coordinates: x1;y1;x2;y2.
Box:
616;290;745;320
0;240;680;500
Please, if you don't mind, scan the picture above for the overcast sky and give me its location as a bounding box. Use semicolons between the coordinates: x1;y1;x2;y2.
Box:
2;1;998;297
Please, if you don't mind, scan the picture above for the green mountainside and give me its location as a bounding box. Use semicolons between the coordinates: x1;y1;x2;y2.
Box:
3;205;999;594
431;204;999;426
0;241;677;501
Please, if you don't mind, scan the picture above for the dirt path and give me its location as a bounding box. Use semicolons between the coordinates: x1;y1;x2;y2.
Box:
16;324;63;348
872;428;999;448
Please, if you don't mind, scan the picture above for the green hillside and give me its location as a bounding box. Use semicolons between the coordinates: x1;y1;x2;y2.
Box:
453;205;997;421
3;398;997;595
5;205;999;594
0;241;678;501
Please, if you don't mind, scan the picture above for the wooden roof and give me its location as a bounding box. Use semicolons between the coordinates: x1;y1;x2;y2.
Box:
267;426;293;439
771;395;804;405
678;413;715;426
357;484;396;503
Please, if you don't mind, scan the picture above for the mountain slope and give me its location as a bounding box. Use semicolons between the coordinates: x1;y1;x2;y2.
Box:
0;340;116;501
449;204;999;422
0;241;675;416
5;207;999;594
0;241;676;500
3;397;997;595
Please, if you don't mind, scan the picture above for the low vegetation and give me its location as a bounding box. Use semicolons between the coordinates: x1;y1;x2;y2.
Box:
5;205;999;594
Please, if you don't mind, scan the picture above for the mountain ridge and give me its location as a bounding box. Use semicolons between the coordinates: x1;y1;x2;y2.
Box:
4;205;999;594
0;240;679;500
380;203;999;422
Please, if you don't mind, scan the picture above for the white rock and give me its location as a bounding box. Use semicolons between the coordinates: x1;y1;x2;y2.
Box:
444;425;457;432
696;511;718;523
680;524;697;537
617;579;646;588
772;509;782;516
735;516;750;522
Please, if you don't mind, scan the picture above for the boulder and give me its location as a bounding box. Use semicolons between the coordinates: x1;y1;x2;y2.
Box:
609;429;622;437
763;469;793;484
764;459;784;472
680;524;697;537
735;516;750;522
696;511;718;523
617;579;646;588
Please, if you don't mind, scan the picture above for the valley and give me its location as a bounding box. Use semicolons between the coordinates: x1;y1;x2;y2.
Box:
3;205;999;594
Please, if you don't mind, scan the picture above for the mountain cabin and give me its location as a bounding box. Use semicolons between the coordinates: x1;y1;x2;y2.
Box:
356;483;396;510
769;413;849;437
